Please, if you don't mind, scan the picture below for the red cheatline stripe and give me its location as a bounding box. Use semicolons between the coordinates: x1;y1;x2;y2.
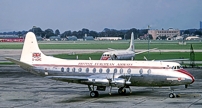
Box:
176;69;195;83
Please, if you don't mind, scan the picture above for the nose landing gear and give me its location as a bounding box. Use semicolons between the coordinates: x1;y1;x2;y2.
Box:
169;93;176;98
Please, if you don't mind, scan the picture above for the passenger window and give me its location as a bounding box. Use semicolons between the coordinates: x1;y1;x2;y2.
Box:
127;68;131;74
114;68;117;73
99;68;102;73
66;67;70;72
72;68;75;72
86;68;89;73
61;67;64;72
120;68;123;74
106;68;110;73
139;68;143;75
93;68;96;73
78;68;82;72
147;69;151;74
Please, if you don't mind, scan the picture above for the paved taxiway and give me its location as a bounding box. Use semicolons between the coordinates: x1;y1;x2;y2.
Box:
0;66;202;108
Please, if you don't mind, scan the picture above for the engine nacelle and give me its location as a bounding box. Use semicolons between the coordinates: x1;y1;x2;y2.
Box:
87;78;110;86
87;78;127;87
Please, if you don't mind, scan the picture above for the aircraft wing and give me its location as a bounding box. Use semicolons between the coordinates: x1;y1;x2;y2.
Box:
46;74;111;83
108;48;116;51
46;73;142;84
46;76;89;83
155;58;189;62
135;48;158;55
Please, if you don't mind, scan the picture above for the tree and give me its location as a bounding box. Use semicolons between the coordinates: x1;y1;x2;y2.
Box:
184;30;190;35
72;31;78;36
55;29;60;36
61;30;71;38
125;28;138;39
29;27;44;37
82;28;89;35
194;30;202;36
89;31;98;37
44;29;55;38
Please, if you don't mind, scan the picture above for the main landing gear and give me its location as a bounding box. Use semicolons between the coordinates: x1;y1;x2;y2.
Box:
90;91;99;97
118;87;126;95
88;85;99;98
88;85;132;98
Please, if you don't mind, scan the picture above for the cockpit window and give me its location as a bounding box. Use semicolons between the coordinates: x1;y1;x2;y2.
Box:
172;65;182;70
176;66;180;69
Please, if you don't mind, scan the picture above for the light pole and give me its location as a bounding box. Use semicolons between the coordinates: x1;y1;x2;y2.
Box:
147;25;150;60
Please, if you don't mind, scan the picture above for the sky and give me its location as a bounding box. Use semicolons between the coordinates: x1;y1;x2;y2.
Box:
0;0;202;32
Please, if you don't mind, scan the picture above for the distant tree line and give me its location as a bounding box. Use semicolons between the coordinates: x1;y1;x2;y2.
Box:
30;27;150;39
0;27;202;39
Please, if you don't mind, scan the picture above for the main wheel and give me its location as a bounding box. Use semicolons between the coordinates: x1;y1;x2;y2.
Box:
118;87;126;95
169;93;176;98
90;91;99;98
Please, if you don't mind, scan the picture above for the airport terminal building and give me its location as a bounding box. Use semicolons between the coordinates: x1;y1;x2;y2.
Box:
148;28;180;40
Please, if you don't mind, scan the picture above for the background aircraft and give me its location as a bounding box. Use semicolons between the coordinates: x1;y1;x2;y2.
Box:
100;32;157;60
6;32;194;98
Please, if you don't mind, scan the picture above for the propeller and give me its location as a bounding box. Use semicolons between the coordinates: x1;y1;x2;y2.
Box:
144;56;147;61
108;71;116;95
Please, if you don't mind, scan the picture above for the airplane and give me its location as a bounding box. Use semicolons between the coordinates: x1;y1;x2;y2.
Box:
100;32;157;60
6;32;195;98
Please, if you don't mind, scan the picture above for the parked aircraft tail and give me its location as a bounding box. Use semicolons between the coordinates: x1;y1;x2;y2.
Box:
127;32;134;51
19;32;51;64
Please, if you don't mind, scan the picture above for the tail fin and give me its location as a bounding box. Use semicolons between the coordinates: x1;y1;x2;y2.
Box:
127;32;134;51
20;32;46;64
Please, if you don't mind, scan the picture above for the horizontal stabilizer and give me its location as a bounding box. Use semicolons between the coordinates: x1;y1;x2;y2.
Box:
5;57;33;68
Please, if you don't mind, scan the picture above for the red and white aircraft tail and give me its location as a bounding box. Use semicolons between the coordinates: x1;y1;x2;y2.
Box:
11;32;62;67
20;32;46;64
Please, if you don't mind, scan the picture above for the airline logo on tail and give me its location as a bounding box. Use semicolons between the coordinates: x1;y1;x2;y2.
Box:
32;52;41;61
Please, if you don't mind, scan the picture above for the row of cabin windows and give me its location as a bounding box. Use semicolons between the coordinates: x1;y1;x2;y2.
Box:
60;67;152;74
61;67;127;74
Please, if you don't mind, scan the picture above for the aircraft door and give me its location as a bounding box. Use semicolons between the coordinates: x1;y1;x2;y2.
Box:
111;54;117;60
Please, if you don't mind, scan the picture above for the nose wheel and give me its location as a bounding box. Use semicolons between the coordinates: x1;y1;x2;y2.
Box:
169;93;176;98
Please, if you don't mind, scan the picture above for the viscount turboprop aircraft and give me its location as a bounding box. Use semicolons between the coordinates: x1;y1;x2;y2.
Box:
100;32;157;60
6;32;195;98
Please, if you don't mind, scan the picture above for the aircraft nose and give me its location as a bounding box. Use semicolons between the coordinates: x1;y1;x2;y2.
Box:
101;56;109;60
177;69;195;84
